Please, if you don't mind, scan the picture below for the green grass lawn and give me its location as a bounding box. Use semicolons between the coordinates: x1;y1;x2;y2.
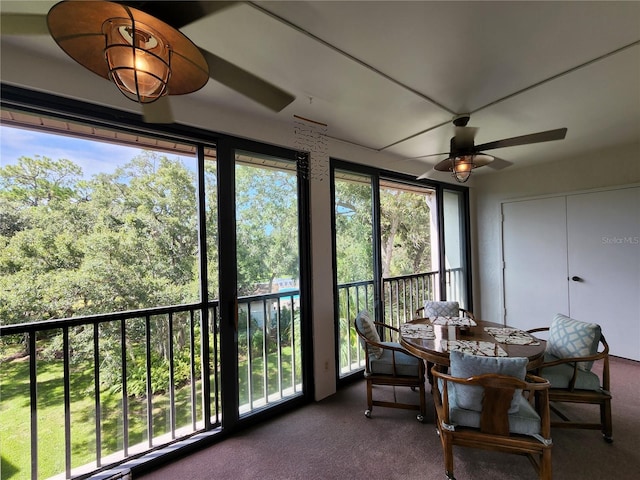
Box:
1;342;300;480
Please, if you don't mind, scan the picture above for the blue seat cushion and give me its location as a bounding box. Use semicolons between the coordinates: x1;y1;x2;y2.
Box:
444;379;542;436
450;350;527;413
540;353;602;391
369;342;422;376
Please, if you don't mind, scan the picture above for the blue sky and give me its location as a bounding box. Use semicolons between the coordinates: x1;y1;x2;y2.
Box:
0;125;194;179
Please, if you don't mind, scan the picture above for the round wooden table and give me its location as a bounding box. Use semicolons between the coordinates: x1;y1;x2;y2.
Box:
400;318;547;370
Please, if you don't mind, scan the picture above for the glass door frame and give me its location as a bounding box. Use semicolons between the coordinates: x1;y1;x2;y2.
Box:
216;137;313;431
330;159;472;383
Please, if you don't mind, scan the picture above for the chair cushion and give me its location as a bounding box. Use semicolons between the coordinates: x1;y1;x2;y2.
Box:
449;350;527;414
424;301;459;317
445;382;541;436
540;353;602;391
369;342;422;376
547;313;601;371
355;310;383;359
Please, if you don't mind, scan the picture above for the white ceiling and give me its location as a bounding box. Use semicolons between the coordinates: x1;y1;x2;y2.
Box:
1;1;639;180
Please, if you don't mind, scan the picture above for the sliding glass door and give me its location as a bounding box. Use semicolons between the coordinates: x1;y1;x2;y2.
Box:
331;161;471;380
333;170;376;375
233;150;305;415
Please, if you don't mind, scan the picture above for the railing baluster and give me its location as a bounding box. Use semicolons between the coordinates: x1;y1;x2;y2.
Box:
261;298;268;403
189;310;197;431
168;313;175;439
29;332;37;480
63;327;71;479
208;306;218;425
246;304;253;410
120;318;129;457
94;323;102;467
276;297;283;399
145;315;153;447
290;296;297;393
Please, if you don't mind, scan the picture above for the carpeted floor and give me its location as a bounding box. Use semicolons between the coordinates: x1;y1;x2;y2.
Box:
135;356;639;480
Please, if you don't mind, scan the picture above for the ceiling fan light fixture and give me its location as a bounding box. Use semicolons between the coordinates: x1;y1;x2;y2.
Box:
47;0;209;105
103;18;170;103
451;155;474;183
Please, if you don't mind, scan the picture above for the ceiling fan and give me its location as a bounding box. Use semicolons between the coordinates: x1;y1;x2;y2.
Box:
415;115;567;183
1;0;296;123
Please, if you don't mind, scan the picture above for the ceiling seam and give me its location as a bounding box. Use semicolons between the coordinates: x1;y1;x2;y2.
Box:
379;40;640;152
248;1;456;115
469;40;640;115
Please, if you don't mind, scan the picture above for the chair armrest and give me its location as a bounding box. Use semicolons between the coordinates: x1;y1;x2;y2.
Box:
526;327;550;335
460;309;476;320
538;334;609;367
374;321;400;334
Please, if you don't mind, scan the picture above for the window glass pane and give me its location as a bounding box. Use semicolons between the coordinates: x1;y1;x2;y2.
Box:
443;189;468;308
380;180;438;326
334;170;375;376
0;124;200;323
235;151;303;414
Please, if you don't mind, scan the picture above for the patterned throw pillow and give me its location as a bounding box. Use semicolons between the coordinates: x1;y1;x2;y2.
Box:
424;301;459;318
356;310;383;359
547;314;601;371
450;350;527;413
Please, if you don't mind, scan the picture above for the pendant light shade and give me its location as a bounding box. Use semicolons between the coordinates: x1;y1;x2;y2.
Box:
103;18;170;102
434;154;494;183
47;0;208;104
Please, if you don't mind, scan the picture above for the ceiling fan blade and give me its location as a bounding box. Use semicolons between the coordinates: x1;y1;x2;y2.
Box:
119;1;236;29
474;128;567;152
417;169;436;180
199;48;295;112
0;13;49;35
417;168;453;180
142;97;175;124
485;156;513;170
405;152;450;161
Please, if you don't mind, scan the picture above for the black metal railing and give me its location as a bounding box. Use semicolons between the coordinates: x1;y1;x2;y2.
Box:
0;290;303;480
337;268;465;377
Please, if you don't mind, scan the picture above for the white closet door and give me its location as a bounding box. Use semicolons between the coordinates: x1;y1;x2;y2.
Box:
567;187;640;360
502;197;569;331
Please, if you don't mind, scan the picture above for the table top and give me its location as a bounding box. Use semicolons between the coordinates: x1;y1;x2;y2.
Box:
399;317;547;369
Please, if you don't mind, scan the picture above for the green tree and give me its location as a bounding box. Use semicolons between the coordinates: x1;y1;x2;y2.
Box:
235;164;299;296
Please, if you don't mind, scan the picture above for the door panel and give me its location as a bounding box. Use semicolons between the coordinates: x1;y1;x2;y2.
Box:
567;187;640;360
502;197;569;330
234;150;305;414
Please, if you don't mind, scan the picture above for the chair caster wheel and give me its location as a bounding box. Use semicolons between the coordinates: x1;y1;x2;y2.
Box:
603;435;613;444
365;409;372;418
417;414;425;422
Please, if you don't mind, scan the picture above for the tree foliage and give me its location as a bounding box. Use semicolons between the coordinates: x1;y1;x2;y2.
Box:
333;178;433;283
0;151;202;325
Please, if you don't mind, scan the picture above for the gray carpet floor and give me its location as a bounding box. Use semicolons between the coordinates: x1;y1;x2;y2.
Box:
136;356;639;480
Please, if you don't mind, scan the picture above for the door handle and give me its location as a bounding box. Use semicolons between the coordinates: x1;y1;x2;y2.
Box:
570;276;583;282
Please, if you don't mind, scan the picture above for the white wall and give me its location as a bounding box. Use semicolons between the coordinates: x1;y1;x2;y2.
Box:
469;142;640;324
